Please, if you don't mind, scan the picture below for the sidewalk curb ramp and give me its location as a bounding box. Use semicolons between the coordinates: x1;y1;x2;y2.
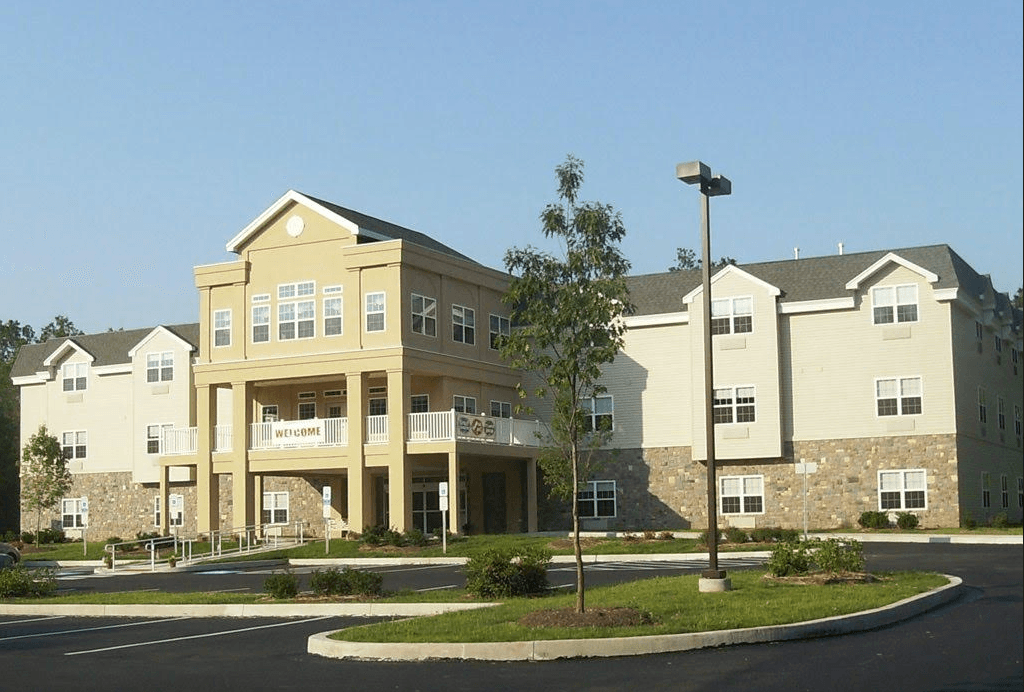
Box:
306;575;963;662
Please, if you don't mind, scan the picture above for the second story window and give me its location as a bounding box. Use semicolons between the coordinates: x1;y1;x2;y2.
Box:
711;297;752;335
582;395;614;432
146;352;173;382
411;294;437;336
214;310;232;347
62;362;88;391
365;292;386;332
453;395;476;414
978;387;987;423
876;377;922;416
252;305;270;343
452;305;475;344
489;314;510;349
324;286;343;337
62;431;87;459
278;281;315;340
713;387;756;424
872;285;918;325
410;394;429;413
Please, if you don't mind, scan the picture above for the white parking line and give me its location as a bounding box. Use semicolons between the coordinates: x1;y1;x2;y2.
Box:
0;615;65;625
65;616;334;656
1;617;189;643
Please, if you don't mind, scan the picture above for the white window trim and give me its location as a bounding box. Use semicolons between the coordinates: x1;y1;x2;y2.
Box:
452;304;476;344
62;497;86;529
146;351;173;383
252;304;270;344
262;491;289;525
323;292;343;337
490;400;512;418
713;386;756;424
62;362;88;391
577;480;617;519
871;284;919;325
710;296;753;335
878;469;928;511
277;281;316;341
874;376;923;417
62;430;87;460
581;394;614;431
412;293;438;337
214;309;232;347
489;314;510;350
146;423;173;455
719;474;765;515
411;394;430;413
453;395;476;414
365;292;386;332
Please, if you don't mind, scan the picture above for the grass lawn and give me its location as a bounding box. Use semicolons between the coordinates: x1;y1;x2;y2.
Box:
330;570;949;643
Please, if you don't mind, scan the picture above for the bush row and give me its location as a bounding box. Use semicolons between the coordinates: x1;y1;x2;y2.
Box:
700;527;800;545
263;567;384;599
0;565;58;598
766;538;866;577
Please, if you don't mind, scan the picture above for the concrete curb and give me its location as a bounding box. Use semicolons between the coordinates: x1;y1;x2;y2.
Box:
0;601;498;618
307;574;963;662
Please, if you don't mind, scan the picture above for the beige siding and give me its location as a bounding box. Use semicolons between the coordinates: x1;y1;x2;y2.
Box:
784;264;956;441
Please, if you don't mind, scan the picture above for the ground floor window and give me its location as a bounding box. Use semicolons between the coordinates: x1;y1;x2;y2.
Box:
879;469;927;510
61;498;86;528
1018;477;1023;508
1000;475;1009;509
982;472;991;508
720;475;763;514
577;480;616;518
262;491;289;525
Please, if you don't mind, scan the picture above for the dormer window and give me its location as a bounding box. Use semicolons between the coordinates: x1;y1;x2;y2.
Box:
872;285;918;324
146;352;173;382
711;297;752;335
62;363;88;391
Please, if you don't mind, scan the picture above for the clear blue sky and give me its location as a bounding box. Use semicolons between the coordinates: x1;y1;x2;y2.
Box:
2;1;1021;334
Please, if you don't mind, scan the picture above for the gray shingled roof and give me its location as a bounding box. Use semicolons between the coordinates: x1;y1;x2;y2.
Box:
627;244;1022;330
302;193;479;264
10;323;199;379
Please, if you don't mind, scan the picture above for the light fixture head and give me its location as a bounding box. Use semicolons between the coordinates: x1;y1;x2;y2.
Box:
676;161;711;186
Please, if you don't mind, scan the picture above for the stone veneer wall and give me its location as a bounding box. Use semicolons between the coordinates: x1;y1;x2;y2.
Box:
538;433;961;532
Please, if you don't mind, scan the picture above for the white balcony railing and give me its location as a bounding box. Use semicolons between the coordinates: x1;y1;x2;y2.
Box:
407;410;542;447
162;410;541;456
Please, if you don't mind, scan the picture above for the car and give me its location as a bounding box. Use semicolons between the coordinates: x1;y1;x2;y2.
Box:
0;542;21;569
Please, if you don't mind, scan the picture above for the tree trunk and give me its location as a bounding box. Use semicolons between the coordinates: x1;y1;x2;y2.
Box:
572;441;585;613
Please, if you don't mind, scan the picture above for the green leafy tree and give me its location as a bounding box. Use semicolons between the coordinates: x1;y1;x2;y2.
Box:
20;425;72;545
668;248;736;272
38;315;82;342
501;154;633;613
1013;287;1022;310
0;320;37;531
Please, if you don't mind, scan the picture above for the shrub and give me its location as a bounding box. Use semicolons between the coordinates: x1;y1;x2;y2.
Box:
464;546;551;598
697;529;722;547
811;538;865;573
990;512;1010;528
0;565;57;598
310;567;385;597
766;541;812;577
724;527;748;544
104;536;123;546
136;531;161;541
264;570;299;599
961;511;976;529
20;531;34;544
896;512;919;530
402;527;427;547
360;525;403;547
858;511;890;529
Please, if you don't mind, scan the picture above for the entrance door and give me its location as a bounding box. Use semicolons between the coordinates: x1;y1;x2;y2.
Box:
482;472;507;534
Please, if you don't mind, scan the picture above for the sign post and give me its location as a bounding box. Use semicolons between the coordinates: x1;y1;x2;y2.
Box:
80;497;89;556
322;485;332;554
794;461;818;540
438;482;449;554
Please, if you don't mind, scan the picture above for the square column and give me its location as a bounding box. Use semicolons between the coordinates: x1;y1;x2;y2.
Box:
447;451;460;535
230;381;254;530
346;372;369;531
195;384;220;534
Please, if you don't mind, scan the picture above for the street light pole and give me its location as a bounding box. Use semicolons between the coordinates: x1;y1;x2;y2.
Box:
676;161;732;592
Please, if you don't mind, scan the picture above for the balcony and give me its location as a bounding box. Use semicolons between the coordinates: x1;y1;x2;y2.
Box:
160;411;542;456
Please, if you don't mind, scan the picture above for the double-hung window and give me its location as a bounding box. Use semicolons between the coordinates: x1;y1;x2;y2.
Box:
365;292;386;332
214;309;232;346
62;431;87;460
997;398;1006;430
146;424;172;454
978;387;987;423
711;297;753;335
454;395;476;414
146;352;173;382
452;305;475;344
489;314;510;349
581;395;613;432
879;469;926;510
981;472;991;508
411;294;437;336
323;286;343;336
1000;475;1009;509
62;362;88;391
872;284;918;324
251;294;270;343
490;401;512;418
577;480;616;518
278;281;315;340
262;491;289;525
1015;406;1022;438
61;498;86;529
410;394;429;413
875;377;922;416
713;387;756;424
720;475;764;514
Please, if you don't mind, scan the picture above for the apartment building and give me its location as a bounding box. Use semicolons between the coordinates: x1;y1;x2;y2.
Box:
556;245;1023;531
12;190;1022;538
14;191;542;538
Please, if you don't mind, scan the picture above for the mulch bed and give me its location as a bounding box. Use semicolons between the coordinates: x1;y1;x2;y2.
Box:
761;571;884;585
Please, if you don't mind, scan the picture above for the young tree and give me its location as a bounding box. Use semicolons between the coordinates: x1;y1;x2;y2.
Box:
20;425;72;545
668;248;736;272
38;315;82;342
501;155;633;613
